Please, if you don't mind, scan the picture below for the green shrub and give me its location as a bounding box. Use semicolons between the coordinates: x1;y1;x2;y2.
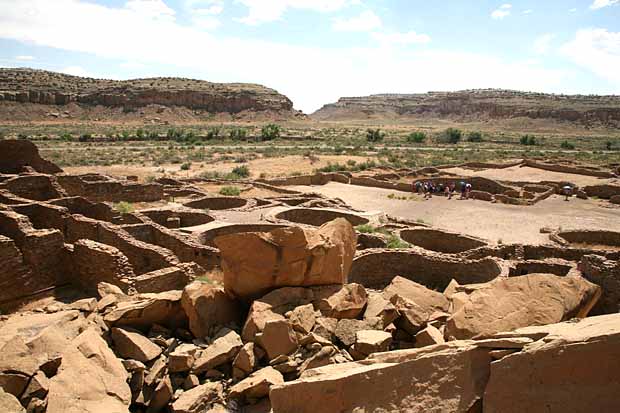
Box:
355;224;377;234
136;129;145;139
219;186;241;196
366;128;385;143
180;162;191;170
114;201;134;214
60;132;73;142
560;140;575;150
407;131;426;143
206;127;221;140
261;124;281;141
467;131;483;142
438;128;462;144
231;165;250;178
520;135;537;146
386;234;411;249
229;128;248;141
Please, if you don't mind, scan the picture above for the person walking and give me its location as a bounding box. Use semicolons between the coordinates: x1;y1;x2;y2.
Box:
562;185;573;201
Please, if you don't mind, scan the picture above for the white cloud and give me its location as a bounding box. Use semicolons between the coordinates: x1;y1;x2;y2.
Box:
60;66;94;78
534;33;556;55
15;55;35;61
561;28;620;89
569;8;578;12
371;31;431;45
333;11;382;32
125;0;175;21
235;0;357;25
523;9;533;14
491;4;512;19
0;0;580;112
590;0;619;10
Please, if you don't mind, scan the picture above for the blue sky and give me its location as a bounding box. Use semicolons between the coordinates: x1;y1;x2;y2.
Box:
0;0;619;112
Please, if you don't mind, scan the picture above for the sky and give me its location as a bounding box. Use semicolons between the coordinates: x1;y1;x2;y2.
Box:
0;0;619;113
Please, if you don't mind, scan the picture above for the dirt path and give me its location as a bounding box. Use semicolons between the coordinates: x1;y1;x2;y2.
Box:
290;182;620;245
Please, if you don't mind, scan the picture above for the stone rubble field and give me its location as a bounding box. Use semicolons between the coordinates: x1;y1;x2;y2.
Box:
0;139;619;413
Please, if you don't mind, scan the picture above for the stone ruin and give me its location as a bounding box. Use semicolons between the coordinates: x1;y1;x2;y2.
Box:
0;140;619;412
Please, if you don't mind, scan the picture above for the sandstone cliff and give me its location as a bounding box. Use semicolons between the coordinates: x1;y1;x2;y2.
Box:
312;90;620;127
0;68;295;115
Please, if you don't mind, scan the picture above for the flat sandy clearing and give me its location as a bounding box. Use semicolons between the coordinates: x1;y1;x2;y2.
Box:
291;182;620;245
442;165;614;187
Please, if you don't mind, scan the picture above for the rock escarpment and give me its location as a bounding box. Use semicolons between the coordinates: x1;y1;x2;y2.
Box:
0;68;294;114
312;89;620;127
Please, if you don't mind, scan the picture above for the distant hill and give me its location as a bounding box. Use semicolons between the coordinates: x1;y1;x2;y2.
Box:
312;90;620;128
0;68;300;120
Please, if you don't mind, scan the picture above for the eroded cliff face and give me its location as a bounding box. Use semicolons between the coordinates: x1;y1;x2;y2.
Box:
0;68;294;114
312;90;620;127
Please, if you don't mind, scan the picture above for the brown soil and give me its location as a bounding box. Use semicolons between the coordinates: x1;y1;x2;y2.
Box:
290;182;620;245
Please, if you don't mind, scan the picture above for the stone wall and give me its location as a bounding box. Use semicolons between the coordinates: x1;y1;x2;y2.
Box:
56;174;164;203
0;235;35;312
583;184;620;199
65;215;178;274
554;230;620;247
349;248;503;289
275;208;369;227
399;228;487;254
183;196;250;211
1;174;67;201
578;254;620;315
71;239;135;293
121;222;219;271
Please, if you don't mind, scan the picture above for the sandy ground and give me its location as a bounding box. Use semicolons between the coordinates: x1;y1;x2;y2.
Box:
290;182;620;245
63;155;371;181
442;165;614;187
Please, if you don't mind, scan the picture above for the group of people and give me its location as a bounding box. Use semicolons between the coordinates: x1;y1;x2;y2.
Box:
414;181;472;200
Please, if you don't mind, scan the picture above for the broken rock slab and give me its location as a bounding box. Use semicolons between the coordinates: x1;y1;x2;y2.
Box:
46;328;131;413
354;330;392;356
270;344;491;413
315;283;367;319
171;382;223;413
229;366;284;402
256;319;299;361
111;327;162;363
484;313;620;413
0;388;25;413
181;281;241;339
215;218;357;302
192;329;243;374
445;274;601;340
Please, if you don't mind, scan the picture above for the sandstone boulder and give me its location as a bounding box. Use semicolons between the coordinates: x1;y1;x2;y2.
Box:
192;329;243;374
46;328;131;413
288;303;316;334
354;330;392;355
316;283;367;319
0;388;24;413
257;320;299;361
363;292;398;328
415;325;445;348
484;313;620;413
445;274;601;340
229;366;283;402
104;291;187;331
171;382;223;413
168;344;200;373
181;281;241;339
241;285;341;342
215;218;356;301
0;139;63;174
232;343;259;379
111;328;162;363
270;345;491;413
